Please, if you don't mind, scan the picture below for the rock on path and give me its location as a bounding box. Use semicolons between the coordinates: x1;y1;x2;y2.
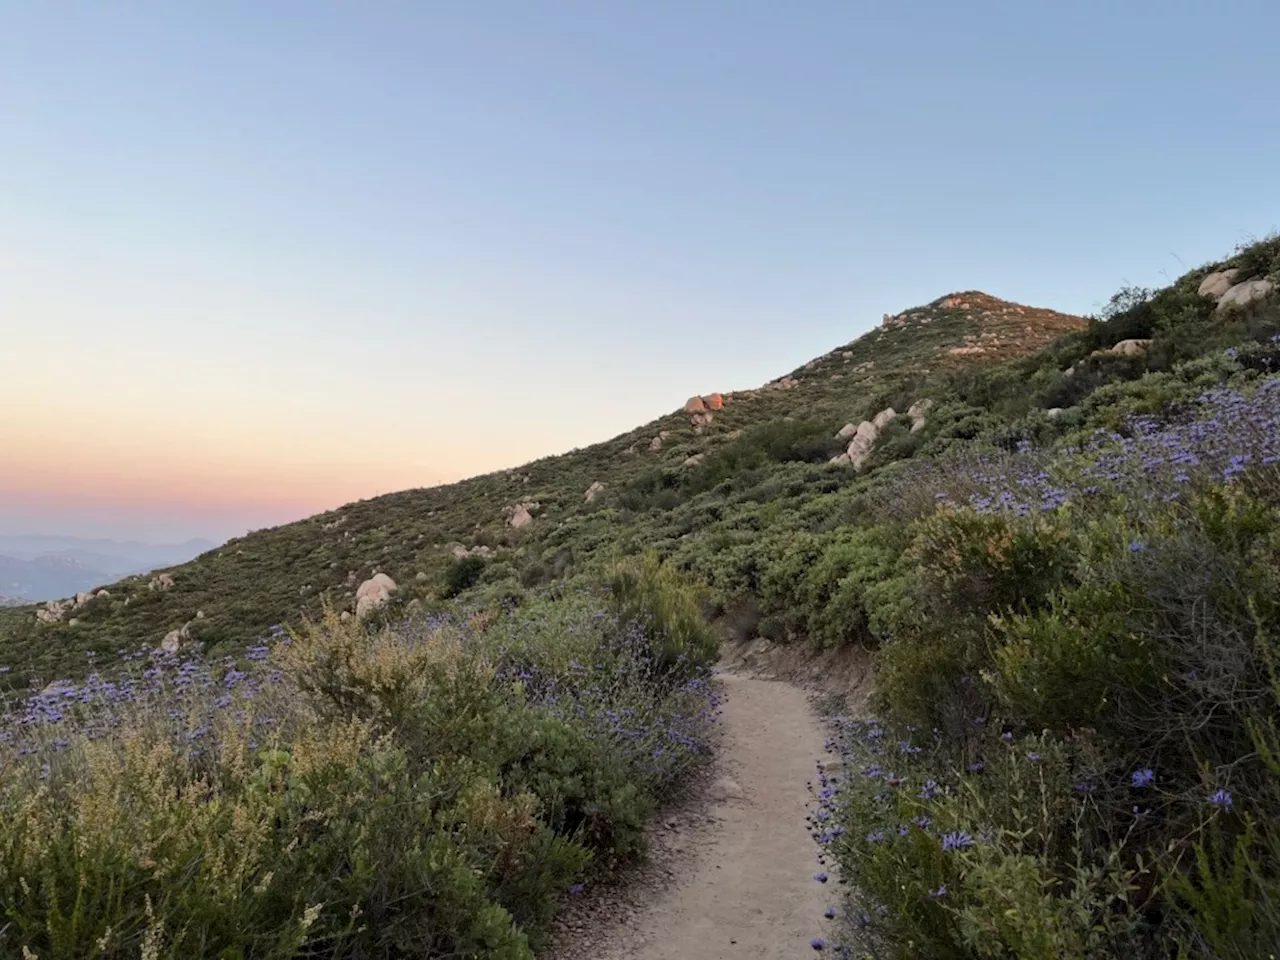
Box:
553;671;832;959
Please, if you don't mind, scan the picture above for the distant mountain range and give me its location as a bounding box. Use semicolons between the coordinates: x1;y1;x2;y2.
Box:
0;535;217;603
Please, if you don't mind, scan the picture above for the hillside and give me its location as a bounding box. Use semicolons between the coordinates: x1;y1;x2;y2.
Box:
0;290;1086;685
3;235;1280;959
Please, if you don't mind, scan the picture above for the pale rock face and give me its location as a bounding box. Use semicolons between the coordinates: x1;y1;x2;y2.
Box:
355;573;398;618
450;545;470;559
829;453;852;466
649;435;664;451
907;398;934;433
836;422;858;441
356;573;397;601
36;600;71;624
74;591;95;607
705;393;725;411
161;630;182;654
1217;279;1275;312
682;454;705;467
355;590;390;619
1198;269;1241;300
149;573;175;592
871;407;897;430
845;420;881;470
584;481;606;503
1111;339;1152;356
684;396;707;413
507;503;535;528
1046;407;1064;418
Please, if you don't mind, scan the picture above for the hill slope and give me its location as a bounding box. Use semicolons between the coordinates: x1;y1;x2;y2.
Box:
3;235;1280;959
0;291;1086;684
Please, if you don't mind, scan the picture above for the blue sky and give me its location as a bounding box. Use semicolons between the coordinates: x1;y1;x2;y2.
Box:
1;1;1277;541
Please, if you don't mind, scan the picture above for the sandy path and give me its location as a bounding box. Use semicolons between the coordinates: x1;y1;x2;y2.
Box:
552;670;833;959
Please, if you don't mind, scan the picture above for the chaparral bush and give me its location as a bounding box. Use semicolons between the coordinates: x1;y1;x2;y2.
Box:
0;596;719;959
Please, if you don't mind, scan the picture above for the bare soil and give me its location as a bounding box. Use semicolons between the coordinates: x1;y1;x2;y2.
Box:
549;666;845;959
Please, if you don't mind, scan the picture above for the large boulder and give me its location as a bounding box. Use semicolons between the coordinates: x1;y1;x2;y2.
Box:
836;422;858;440
355;573;398;619
705;392;725;411
160;621;195;653
1198;269;1241;300
1111;339;1152;356
149;573;175;592
1217;278;1275;312
584;481;605;503
357;573;397;599
907;399;934;433
845;420;881;470
507;502;540;529
36;600;70;624
871;407;897;430
684;396;707;413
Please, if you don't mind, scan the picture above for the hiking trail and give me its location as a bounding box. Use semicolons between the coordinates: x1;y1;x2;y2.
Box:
551;669;836;959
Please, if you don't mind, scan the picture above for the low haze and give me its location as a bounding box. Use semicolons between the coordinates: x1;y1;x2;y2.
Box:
2;0;1277;543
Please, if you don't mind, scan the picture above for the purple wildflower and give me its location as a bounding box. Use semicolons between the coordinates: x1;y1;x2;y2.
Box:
941;831;974;852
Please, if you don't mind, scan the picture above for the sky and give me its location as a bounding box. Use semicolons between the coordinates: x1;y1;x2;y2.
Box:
2;1;1278;543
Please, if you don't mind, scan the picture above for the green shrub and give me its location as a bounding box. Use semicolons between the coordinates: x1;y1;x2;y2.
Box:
443;555;487;597
606;553;719;674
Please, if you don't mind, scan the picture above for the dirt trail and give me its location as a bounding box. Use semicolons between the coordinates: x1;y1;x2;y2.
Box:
552;670;834;959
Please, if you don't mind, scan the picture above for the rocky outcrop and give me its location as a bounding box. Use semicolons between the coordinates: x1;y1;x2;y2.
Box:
159;618;201;653
1090;339;1151;359
1111;339;1152;357
682;454;705;468
355;573;398;619
907;399;934;433
506;502;541;529
1217;278;1274;313
649;434;666;451
584;481;605;503
836;422;858;440
1199;269;1241;300
450;544;494;559
36;603;67;624
684;393;726;418
35;588;110;624
832;406;898;470
845;421;880;469
149;573;175;592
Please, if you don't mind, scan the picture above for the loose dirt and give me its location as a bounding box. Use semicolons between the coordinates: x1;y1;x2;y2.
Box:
550;669;837;959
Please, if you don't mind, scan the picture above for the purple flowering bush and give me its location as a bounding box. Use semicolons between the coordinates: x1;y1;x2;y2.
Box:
0;597;719;959
814;370;1280;956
